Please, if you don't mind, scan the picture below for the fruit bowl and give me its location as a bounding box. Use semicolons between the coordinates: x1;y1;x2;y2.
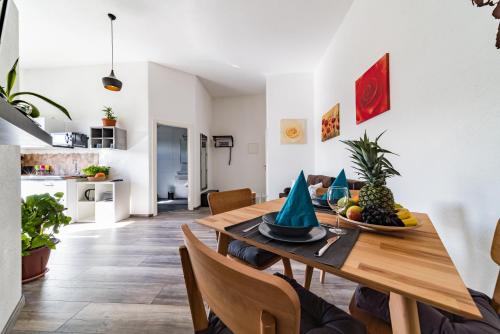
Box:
338;214;423;232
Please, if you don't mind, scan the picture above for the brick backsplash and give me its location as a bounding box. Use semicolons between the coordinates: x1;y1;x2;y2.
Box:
22;153;99;176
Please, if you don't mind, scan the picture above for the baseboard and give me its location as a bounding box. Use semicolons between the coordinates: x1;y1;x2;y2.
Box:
1;294;25;334
130;213;154;218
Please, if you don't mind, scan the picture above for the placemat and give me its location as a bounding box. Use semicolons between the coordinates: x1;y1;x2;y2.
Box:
224;216;360;269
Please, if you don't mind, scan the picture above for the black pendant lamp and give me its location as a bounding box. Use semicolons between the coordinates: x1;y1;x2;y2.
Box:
102;13;122;91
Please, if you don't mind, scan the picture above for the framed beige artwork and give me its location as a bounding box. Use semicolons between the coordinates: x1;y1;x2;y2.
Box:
280;119;306;144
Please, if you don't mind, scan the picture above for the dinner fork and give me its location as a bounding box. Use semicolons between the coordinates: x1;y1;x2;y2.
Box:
242;222;261;233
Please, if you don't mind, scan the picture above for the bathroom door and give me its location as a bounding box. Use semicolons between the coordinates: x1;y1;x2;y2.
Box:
200;134;208;191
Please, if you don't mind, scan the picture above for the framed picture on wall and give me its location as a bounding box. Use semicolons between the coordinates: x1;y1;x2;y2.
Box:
280;119;306;144
355;53;390;124
321;103;340;142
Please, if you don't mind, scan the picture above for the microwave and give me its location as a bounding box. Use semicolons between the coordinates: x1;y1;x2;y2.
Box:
51;132;89;148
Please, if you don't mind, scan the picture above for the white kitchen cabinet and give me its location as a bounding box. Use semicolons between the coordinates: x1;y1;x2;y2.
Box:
21;179;77;222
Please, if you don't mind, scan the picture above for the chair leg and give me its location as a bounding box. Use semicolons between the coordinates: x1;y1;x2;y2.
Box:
319;270;326;284
179;246;209;331
304;265;314;290
282;257;293;279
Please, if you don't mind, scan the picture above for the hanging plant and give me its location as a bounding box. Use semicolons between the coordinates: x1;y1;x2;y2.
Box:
0;58;72;120
471;0;500;49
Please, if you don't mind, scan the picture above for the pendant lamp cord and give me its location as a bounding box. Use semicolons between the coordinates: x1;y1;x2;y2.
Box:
110;16;114;71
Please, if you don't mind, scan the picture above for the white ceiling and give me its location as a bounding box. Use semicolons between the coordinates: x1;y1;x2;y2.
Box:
14;0;352;97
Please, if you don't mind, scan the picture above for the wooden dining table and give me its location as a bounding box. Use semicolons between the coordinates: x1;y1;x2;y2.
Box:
195;198;482;334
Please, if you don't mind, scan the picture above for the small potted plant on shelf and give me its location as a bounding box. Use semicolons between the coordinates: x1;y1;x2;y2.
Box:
21;192;71;283
81;165;110;181
102;106;117;126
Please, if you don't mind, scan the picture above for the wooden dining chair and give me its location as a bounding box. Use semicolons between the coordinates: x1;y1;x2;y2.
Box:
179;224;366;334
490;218;500;313
208;188;293;278
348;218;500;334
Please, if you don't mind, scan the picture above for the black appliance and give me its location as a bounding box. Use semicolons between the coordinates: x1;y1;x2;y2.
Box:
51;132;88;148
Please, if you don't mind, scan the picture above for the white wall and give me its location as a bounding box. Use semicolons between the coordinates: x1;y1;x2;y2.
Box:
148;63;213;211
212;95;266;194
0;2;21;331
193;79;214;199
266;73;315;199
157;125;187;198
21;63;150;215
314;0;500;293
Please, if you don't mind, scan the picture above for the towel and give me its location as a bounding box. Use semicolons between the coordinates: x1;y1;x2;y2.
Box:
275;171;319;227
322;169;350;200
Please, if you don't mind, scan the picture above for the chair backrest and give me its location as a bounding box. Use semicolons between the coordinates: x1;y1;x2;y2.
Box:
491;219;500;312
208;188;253;215
491;219;500;266
180;224;301;334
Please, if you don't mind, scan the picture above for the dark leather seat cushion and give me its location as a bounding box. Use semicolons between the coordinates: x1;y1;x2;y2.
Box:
354;285;500;334
197;273;366;334
227;240;279;267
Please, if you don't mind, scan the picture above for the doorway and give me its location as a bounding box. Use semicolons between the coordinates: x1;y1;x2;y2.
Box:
156;124;188;212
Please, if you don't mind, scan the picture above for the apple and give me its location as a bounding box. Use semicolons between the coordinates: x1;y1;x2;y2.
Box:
346;205;363;221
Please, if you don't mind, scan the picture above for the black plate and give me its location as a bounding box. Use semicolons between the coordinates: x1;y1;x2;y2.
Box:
262;212;313;237
312;198;329;208
259;223;326;243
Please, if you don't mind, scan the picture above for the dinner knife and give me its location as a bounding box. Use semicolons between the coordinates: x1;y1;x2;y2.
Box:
314;236;341;257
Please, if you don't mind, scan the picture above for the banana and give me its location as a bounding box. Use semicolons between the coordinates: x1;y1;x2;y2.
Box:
396;210;411;220
402;216;418;226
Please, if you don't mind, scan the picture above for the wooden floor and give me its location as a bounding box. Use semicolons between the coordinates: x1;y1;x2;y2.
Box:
13;208;357;334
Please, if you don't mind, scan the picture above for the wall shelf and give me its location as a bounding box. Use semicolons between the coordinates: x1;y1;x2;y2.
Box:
0;98;52;146
90;126;127;150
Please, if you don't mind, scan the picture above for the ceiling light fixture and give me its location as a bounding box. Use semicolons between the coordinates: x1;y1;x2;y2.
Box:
102;13;122;91
230;64;241;69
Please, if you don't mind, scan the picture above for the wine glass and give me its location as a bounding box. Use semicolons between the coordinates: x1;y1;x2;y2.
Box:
327;186;349;235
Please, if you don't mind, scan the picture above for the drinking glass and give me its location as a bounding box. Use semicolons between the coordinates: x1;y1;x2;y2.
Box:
327;186;349;235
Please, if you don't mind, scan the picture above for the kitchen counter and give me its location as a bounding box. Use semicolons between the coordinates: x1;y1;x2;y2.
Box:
21;175;86;180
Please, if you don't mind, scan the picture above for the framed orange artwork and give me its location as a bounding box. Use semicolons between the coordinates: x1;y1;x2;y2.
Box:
321;103;340;142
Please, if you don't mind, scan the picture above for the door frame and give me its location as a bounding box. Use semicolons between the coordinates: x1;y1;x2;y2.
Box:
151;119;194;215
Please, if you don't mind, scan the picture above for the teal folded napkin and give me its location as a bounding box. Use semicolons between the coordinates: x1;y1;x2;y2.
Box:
322;169;350;200
275;171;319;227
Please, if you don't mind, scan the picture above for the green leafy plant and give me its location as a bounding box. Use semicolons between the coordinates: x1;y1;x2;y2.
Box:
81;165;110;176
0;58;71;120
102;106;116;120
21;192;71;256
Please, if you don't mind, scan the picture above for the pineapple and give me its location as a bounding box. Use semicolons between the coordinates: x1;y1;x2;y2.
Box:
342;131;400;212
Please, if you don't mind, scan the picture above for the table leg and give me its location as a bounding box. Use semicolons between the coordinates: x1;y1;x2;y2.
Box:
319;270;326;284
389;292;421;334
217;232;230;256
304;265;314;290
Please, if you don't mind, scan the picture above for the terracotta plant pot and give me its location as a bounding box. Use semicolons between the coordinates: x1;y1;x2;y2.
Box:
102;118;117;127
22;246;51;283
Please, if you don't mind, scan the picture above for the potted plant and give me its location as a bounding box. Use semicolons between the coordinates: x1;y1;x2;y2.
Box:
102;106;117;126
21;192;71;283
1;59;71;120
81;165;111;181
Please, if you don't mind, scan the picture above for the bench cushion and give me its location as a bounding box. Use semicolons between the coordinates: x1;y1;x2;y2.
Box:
354;285;500;334
227;240;279;267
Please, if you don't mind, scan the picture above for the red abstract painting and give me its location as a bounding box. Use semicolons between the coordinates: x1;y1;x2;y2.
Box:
355;53;390;124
